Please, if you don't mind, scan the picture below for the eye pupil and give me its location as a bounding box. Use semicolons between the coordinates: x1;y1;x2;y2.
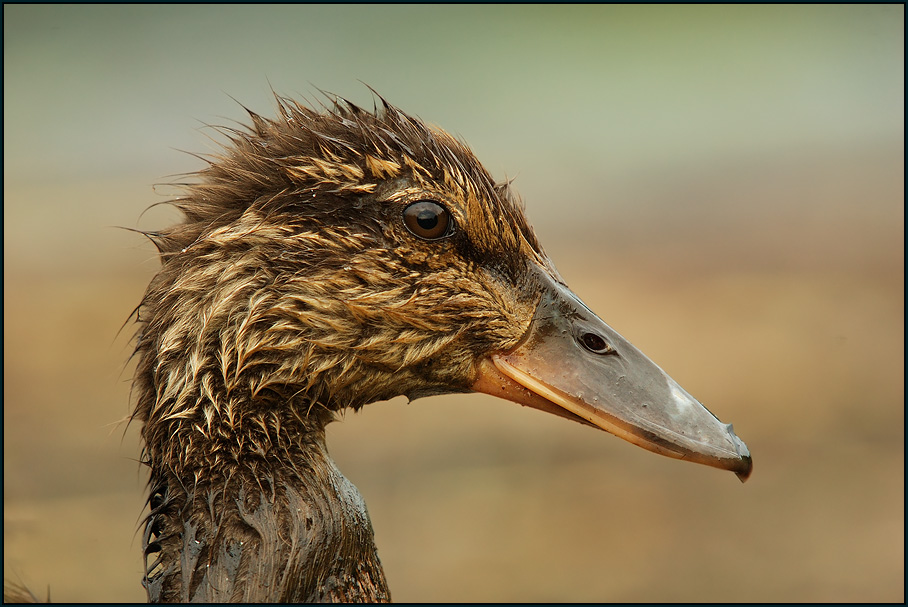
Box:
416;210;438;231
403;201;452;240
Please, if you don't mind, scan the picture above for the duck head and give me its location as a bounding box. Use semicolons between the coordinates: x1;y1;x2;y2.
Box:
136;94;751;483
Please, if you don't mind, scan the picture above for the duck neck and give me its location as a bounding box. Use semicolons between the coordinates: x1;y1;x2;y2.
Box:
141;408;390;603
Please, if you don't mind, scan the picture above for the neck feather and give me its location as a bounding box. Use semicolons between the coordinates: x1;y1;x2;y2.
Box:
141;408;390;602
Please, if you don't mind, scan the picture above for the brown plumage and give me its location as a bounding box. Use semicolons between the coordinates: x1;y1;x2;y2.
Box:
132;95;545;602
131;92;752;602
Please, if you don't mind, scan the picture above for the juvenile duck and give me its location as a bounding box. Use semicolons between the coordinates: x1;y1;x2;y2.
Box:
131;93;752;602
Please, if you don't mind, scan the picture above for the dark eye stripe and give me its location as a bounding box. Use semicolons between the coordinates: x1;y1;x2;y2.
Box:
402;201;452;240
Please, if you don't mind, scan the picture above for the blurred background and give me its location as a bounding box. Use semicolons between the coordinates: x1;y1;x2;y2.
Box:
3;5;903;602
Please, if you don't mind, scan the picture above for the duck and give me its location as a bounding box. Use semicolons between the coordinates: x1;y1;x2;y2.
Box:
129;92;752;602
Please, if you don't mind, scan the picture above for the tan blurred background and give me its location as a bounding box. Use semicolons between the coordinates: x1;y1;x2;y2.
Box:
3;5;903;602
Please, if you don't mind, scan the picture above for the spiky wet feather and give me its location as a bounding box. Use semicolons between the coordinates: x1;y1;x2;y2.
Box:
131;94;550;602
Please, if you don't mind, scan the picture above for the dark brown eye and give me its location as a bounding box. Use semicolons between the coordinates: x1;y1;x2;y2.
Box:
402;201;452;240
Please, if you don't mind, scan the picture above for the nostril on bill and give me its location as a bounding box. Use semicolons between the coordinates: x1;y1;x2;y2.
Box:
578;331;615;355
